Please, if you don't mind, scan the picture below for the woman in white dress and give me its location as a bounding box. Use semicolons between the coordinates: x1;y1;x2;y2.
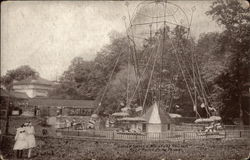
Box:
25;122;36;158
13;124;28;158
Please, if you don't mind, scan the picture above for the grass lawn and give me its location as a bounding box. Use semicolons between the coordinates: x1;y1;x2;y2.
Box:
1;117;249;160
1;135;249;160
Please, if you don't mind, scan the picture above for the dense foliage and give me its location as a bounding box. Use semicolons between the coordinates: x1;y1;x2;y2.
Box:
1;65;37;90
206;0;250;125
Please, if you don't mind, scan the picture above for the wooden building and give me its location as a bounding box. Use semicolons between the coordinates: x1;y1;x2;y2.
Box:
12;75;55;98
0;88;29;117
28;98;95;117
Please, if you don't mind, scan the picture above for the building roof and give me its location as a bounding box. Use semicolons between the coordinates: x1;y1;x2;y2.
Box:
1;88;29;99
143;102;173;124
28;98;95;108
13;76;54;86
10;91;29;99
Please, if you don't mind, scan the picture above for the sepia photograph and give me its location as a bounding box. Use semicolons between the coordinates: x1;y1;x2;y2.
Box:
0;0;250;159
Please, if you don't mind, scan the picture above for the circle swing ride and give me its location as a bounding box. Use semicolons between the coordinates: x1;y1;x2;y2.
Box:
88;0;221;134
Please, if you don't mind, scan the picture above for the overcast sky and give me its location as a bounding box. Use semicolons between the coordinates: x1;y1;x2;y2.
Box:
1;1;222;81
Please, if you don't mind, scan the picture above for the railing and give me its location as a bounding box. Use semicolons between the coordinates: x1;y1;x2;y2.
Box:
173;123;205;131
223;125;250;130
173;123;250;131
56;128;250;141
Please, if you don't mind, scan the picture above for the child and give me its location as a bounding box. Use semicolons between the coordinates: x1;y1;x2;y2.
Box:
13;124;28;158
0;129;4;160
25;122;36;158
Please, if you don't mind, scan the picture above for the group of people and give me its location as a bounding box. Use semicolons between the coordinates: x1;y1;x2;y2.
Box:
13;122;36;159
204;122;223;133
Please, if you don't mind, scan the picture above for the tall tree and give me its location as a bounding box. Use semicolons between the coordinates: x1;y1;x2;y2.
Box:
207;0;250;125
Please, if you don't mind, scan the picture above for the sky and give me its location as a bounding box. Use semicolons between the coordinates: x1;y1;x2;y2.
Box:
1;1;222;81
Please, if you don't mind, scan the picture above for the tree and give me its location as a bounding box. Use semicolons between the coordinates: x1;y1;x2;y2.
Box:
194;32;228;115
93;33;133;114
1;65;37;90
96;65;138;115
49;32;131;105
49;57;95;99
206;0;250;125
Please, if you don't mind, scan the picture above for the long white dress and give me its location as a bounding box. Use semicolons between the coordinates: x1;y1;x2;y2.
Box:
25;126;36;148
13;128;28;150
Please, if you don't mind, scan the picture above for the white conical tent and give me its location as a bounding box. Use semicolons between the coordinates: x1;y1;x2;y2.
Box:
148;103;161;124
143;102;172;132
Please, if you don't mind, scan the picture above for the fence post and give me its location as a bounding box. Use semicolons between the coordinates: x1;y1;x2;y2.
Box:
239;130;241;138
224;130;227;139
112;131;115;140
183;132;185;142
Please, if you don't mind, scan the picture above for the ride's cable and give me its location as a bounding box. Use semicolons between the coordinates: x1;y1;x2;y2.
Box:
159;0;167;103
127;45;155;108
174;40;206;107
168;71;180;113
184;6;213;116
126;4;140;77
142;38;161;112
125;17;161;107
168;37;198;117
132;20;188;28
194;55;212;98
183;48;211;105
124;17;144;105
124;17;132;106
175;24;211;117
95;50;124;113
152;2;202;117
186;6;195;39
170;5;208;111
194;60;211;117
137;12;175;19
183;38;212;116
173;39;201;118
126;5;146;106
195;59;211;117
126;47;130;106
